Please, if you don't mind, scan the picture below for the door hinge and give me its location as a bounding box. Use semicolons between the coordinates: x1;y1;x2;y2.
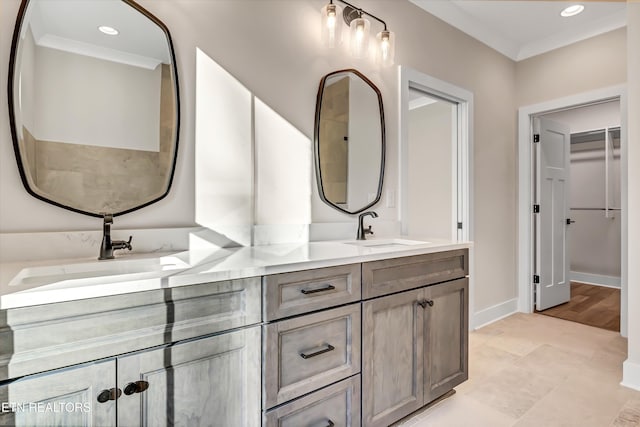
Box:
533;204;540;213
457;222;463;230
533;134;540;143
533;275;540;284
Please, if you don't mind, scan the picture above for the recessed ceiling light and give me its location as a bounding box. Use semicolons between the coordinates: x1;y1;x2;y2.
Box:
98;26;119;36
560;4;585;17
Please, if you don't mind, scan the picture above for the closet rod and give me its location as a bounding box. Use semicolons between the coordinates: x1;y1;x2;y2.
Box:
570;207;621;211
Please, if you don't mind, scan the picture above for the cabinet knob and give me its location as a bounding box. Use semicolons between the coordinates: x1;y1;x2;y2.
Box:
417;299;434;308
97;388;121;403
325;420;335;427
124;380;150;396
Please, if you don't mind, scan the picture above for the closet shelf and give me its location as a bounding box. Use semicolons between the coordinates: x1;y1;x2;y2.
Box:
571;127;620;145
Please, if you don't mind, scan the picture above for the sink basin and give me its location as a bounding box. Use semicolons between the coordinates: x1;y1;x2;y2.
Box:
9;256;190;289
344;238;429;249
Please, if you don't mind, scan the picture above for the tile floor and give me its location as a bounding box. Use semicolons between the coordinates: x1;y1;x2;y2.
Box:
399;313;640;427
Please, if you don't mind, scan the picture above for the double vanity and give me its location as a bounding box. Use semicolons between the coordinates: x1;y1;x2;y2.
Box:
0;239;469;426
3;0;471;425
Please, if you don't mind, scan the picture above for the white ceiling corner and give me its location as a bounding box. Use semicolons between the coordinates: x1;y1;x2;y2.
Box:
409;0;627;62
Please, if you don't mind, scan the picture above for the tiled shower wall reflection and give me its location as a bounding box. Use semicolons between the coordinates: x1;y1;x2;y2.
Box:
19;64;175;214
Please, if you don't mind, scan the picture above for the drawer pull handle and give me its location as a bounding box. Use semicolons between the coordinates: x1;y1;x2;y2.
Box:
300;344;335;359
300;285;336;295
124;380;150;395
325;420;335;427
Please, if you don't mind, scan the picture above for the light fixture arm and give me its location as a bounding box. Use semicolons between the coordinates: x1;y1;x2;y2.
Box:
336;0;388;30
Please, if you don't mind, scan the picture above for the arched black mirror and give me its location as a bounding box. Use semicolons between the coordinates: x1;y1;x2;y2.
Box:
314;69;385;215
8;0;180;217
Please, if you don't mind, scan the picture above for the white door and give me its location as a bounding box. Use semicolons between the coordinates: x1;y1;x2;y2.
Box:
535;117;571;311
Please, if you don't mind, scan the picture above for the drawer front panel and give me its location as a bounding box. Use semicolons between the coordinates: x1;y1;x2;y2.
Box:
263;304;361;408
264;264;361;321
362;249;468;299
264;375;361;427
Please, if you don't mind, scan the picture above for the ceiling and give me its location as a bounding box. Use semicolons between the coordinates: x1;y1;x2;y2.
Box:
409;0;627;61
26;0;170;69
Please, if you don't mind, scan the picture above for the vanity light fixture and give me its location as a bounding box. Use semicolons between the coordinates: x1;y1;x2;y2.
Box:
560;4;584;17
349;13;370;58
320;0;395;66
98;25;119;36
321;1;342;48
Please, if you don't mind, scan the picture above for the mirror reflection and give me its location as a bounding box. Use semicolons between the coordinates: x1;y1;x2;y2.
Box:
9;0;179;217
314;69;385;215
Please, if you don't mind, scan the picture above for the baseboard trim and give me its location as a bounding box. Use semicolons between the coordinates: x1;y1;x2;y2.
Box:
570;271;621;288
473;298;518;330
622;359;640;391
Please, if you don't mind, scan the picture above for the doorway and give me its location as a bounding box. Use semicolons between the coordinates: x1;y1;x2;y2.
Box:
399;66;474;326
405;90;458;240
517;86;627;336
533;101;622;332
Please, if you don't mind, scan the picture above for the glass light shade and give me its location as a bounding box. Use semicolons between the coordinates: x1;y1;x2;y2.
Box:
349;17;370;58
377;30;395;67
321;3;342;48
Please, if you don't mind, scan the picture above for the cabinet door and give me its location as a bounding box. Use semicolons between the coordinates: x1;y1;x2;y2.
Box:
117;327;261;427
424;278;468;403
362;289;424;427
0;360;116;427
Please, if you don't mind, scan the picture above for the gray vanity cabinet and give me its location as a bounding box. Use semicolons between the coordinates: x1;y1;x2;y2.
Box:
361;250;469;427
0;276;262;427
262;265;362;426
424;278;469;403
362;288;425;427
0;360;116;426
118;326;261;427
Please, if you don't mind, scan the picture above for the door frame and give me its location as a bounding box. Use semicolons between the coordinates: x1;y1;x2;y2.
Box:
399;66;474;327
517;85;628;336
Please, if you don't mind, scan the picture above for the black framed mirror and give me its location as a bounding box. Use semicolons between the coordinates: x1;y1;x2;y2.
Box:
314;69;385;215
8;0;180;217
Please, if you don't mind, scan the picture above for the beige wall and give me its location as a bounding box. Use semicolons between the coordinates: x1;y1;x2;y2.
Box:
516;28;627;107
625;1;640;385
1;0;518;314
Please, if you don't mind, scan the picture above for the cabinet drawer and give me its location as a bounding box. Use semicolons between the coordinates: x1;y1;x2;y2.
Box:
263;264;361;321
263;304;361;408
362;249;468;299
264;375;361;427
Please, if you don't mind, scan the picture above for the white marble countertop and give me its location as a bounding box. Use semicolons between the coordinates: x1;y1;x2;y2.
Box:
0;238;471;309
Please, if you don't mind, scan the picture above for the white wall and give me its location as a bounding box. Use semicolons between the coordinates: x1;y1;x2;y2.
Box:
33;45;161;151
407;99;454;240
543;101;620;133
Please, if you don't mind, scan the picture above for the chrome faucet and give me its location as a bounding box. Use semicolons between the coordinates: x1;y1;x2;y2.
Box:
99;214;133;260
357;211;378;240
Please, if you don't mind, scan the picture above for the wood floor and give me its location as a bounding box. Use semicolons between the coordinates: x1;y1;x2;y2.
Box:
538;282;620;332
